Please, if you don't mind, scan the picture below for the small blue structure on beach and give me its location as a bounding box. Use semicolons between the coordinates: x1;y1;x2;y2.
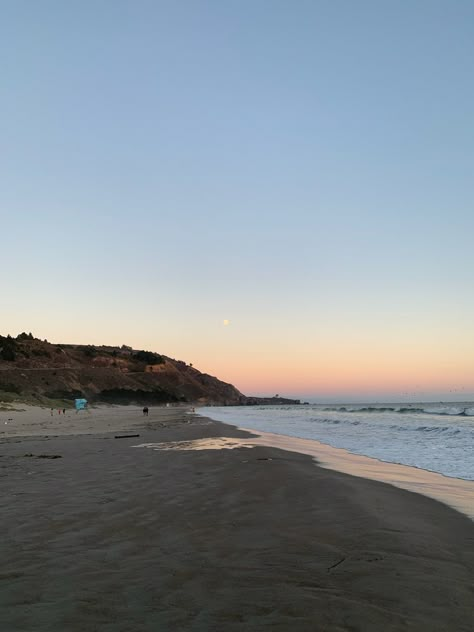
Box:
75;398;88;411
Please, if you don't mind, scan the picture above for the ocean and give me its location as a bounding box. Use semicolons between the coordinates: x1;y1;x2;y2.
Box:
199;402;474;481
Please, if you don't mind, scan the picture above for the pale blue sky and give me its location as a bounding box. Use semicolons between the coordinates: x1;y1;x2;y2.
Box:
1;1;473;399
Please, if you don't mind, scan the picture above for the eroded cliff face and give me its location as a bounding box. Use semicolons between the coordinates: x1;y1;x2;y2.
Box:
0;336;245;405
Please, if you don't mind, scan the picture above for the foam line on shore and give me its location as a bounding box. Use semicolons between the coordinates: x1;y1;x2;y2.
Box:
131;424;474;520
235;426;474;521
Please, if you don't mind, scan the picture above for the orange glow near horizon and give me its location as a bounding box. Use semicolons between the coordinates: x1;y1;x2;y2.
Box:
5;314;474;401
190;333;474;399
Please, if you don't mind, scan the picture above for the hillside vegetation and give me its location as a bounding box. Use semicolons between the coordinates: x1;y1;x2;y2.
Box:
0;334;245;406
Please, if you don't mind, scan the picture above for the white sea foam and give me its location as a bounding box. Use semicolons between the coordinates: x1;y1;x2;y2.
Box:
199;402;474;481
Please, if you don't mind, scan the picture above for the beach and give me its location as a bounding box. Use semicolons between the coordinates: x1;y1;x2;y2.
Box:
1;405;474;631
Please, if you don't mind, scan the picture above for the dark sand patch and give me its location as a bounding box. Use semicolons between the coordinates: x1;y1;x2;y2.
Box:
1;409;473;631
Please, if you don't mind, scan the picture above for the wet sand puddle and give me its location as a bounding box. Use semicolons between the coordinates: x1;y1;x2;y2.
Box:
133;437;254;451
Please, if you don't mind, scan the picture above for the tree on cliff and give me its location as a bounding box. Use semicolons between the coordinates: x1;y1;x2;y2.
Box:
132;350;164;365
17;332;34;341
0;335;17;361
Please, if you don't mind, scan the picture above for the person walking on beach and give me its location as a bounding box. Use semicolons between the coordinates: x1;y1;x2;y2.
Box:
143;406;149;416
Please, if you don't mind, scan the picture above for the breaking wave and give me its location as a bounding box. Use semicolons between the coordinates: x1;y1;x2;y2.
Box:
323;405;474;417
199;402;474;480
315;417;472;437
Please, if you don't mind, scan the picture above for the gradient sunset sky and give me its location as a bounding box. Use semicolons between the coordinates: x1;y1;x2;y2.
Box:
2;1;473;401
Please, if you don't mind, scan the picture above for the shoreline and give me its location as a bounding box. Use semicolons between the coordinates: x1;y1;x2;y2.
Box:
3;404;474;520
2;406;474;630
193;406;474;520
197;402;473;482
233;425;474;521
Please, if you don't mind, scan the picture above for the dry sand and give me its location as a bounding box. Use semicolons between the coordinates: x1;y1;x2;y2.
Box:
1;405;474;631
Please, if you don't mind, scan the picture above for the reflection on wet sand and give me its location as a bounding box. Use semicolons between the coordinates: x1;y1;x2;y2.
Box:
133;430;474;521
133;437;254;451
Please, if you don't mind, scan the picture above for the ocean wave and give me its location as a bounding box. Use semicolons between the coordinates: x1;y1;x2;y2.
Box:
317;417;466;436
323;406;396;413
198;406;474;481
322;405;474;417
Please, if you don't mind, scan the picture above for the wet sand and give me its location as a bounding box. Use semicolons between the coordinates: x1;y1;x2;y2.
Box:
1;406;474;631
163;429;474;520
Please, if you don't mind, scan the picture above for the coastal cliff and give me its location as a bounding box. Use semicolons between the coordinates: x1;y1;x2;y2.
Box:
0;334;300;406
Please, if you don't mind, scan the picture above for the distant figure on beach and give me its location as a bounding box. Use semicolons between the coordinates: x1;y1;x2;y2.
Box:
143;407;149;416
58;409;61;415
62;408;66;415
50;408;53;416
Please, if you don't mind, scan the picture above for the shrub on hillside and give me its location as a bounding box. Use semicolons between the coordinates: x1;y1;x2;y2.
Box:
17;332;34;341
1;347;16;361
132;350;165;365
0;335;17;361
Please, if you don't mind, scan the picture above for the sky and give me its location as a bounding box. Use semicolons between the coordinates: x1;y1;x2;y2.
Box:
1;1;473;402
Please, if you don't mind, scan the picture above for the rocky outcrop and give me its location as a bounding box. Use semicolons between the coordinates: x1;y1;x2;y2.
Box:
241;396;301;406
